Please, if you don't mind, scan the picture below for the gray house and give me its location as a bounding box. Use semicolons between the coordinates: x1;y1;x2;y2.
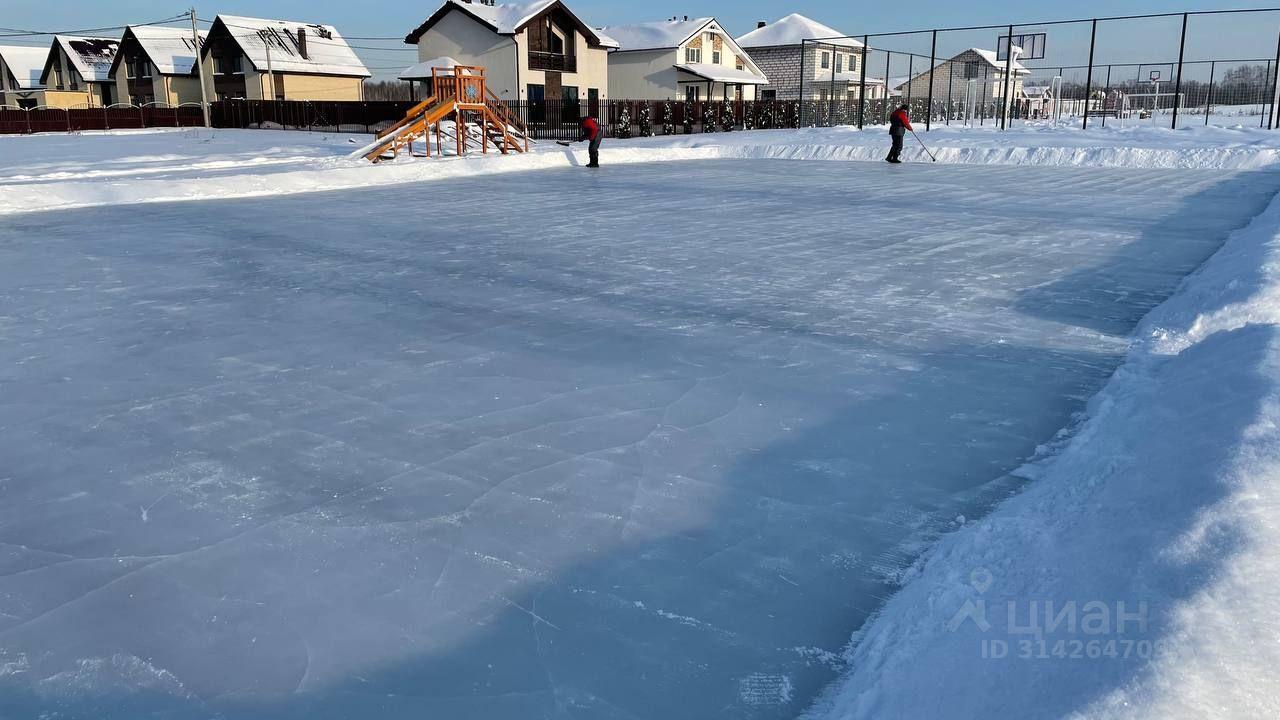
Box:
736;14;883;101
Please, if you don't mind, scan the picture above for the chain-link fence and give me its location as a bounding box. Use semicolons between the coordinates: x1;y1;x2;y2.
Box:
801;8;1280;131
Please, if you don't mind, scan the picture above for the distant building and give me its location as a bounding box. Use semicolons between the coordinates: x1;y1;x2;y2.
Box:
201;15;370;101
403;0;616;106
108;26;207;106
0;45;47;108
736;14;883;101
38;36;120;108
894;48;1030;106
602;17;768;101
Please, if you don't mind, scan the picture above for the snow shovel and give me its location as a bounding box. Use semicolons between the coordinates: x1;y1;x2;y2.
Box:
910;129;937;162
556;140;577;147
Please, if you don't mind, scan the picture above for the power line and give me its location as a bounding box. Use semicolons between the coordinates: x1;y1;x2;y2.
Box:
0;14;189;38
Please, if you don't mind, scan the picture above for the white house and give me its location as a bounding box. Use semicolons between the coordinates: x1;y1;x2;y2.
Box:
602;17;768;101
108;25;208;106
38;36;120;108
895;47;1030;106
0;45;50;108
736;14;883;101
403;0;616;105
201;15;370;101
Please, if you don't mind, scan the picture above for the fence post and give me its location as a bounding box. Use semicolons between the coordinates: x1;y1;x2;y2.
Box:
1101;65;1112;127
906;55;914;113
885;51;892;125
946;57;953;125
1000;24;1014;129
1206;60;1215;126
798;40;807;124
1271;31;1280;130
1171;12;1189;129
926;30;937;131
859;35;869;129
829;43;837;125
1082;20;1098;130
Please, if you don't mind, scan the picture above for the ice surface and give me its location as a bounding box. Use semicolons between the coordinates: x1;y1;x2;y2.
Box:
2;159;1278;719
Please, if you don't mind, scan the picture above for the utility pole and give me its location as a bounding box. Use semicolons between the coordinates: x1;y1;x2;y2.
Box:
265;36;275;101
191;7;211;127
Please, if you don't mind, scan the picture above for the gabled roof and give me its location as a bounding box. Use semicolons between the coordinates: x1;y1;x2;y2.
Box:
0;44;49;90
968;48;1030;74
405;0;616;48
600;17;713;51
736;14;862;49
400;56;468;80
110;25;205;76
208;15;370;78
675;63;769;85
41;36;119;85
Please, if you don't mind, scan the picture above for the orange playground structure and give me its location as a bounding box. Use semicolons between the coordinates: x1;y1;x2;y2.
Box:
361;65;530;162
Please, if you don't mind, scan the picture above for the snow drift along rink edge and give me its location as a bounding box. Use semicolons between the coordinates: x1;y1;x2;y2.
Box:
4;125;1280;216
806;180;1280;718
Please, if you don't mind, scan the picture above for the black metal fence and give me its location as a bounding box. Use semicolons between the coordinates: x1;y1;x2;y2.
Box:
212;99;806;139
801;8;1280;130
0;105;205;134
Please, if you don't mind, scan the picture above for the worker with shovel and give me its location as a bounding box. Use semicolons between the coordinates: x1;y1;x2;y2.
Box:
887;103;912;164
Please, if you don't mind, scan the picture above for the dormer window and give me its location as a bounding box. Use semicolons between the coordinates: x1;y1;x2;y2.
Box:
712;50;721;65
546;19;565;55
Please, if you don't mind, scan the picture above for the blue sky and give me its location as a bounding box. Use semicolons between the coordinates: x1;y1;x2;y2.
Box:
4;0;1279;78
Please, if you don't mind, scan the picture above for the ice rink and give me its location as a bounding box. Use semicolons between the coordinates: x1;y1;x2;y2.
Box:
3;158;1279;719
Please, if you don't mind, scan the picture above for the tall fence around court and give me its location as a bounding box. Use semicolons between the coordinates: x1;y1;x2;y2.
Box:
801;8;1280;131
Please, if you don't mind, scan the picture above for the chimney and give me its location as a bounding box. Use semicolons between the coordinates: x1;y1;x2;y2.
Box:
757;21;766;29
683;15;688;21
297;28;307;59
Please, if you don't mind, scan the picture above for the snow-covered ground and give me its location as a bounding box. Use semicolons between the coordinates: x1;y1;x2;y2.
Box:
4;123;1280;216
2;126;1280;719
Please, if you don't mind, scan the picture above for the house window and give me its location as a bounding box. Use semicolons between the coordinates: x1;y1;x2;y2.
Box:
685;47;701;63
736;57;744;71
849;55;858;74
527;83;545;101
216;55;242;75
712;51;721;65
821;52;830;69
685;85;699;102
761;89;776;101
546;19;565;55
964;61;980;79
127;57;151;79
819;88;829;101
836;54;843;73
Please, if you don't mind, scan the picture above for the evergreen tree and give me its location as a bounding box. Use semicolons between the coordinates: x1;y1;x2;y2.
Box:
702;102;715;132
638;103;653;137
719;102;734;131
682;103;693;134
615;105;632;139
663;101;676;135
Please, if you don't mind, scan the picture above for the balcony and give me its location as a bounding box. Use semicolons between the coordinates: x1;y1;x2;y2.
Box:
529;51;576;73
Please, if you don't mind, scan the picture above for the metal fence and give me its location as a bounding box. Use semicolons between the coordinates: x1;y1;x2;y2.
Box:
208;99;805;139
0;104;206;134
801;8;1280;130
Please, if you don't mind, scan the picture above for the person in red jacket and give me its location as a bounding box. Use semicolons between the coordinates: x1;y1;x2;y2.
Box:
578;116;602;168
887;104;912;164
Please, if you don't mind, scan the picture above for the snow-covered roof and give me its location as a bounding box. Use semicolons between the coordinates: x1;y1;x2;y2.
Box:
602;17;713;51
125;26;205;75
407;0;617;48
969;48;1030;74
0;44;49;89
675;63;768;85
399;56;471;80
212;15;370;78
736;14;862;49
826;70;884;84
50;36;119;83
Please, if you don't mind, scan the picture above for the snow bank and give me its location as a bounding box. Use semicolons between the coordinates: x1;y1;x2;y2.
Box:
806;174;1280;718
4;123;1280;216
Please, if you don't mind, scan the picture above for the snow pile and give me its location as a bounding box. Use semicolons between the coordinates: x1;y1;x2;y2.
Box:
807;177;1280;718
5;124;1280;217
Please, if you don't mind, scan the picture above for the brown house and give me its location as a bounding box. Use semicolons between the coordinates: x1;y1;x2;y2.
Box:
201;15;370;101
